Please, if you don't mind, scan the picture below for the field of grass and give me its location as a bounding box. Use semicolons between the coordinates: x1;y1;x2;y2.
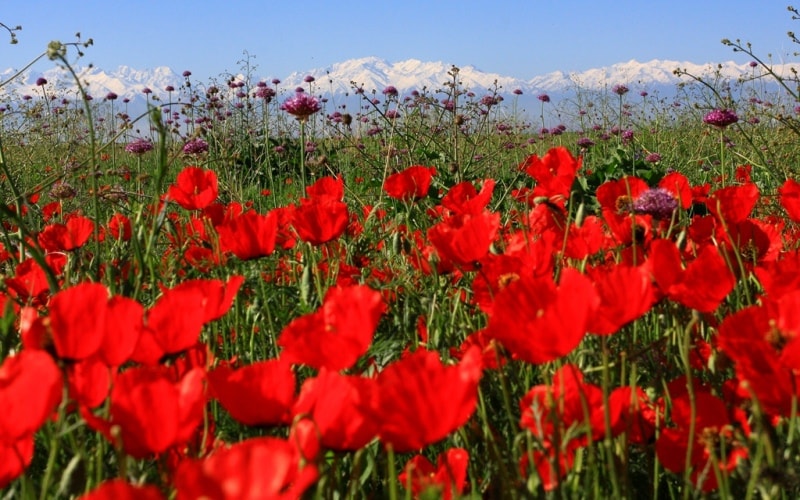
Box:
4;23;800;500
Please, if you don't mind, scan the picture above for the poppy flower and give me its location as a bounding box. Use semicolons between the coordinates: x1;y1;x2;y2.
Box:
291;198;349;246
519;146;581;207
440;178;495;216
0;436;35;490
648;239;735;313
278;285;385;371
207;358;296;426
383;165;436;201
586;263;655;335
47;282;109;360
291;368;378;451
717;297;800;417
173;436;319;500
487;268;599;364
37;215;95;252
705;183;759;225
167;166;219;211
67;355;112;409
427;211;501;269
398;448;469;500
216;210;278;261
305;175;344;202
0;350;63;442
519;364;649;490
655;381;749;492
106;213;132;241
779;178;800;222
131;278;237;364
368;347;482;453
83;366;206;458
78;479;165;500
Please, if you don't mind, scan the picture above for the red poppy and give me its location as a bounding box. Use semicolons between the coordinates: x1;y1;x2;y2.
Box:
368;347;482;453
440;178;495;216
48;282;109;360
291;198;349;246
398;448;469;500
207;358;296;426
278;285;385;371
587;263;655;335
106;213;132;241
67;355;112;409
131;282;210;364
518;364;647;490
519;146;581;207
291;368;378;451
487;268;599;364
78;479;165;500
167;166;219;210
705;183;759;225
383;165;436;201
0;350;63;442
83;366;206;458
305;175;344;202
648;239;735;313
5;258;53;305
658;171;693;210
717;297;800;417
37;214;95;252
0;436;34;490
427;211;501;269
99;296;144;367
655;380;749;492
217;210;278;260
173;436;319;500
779;178;800;222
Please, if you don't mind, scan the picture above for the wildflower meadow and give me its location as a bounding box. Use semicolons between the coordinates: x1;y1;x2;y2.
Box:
5;11;800;499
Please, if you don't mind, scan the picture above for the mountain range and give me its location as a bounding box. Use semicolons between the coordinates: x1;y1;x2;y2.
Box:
1;56;795;119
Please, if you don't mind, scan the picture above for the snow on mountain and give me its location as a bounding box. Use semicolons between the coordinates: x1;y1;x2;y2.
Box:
2;56;796;113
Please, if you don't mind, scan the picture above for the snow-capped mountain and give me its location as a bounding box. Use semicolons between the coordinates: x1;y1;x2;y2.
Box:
1;57;795;118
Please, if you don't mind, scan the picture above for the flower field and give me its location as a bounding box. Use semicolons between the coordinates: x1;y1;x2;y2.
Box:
5;25;800;499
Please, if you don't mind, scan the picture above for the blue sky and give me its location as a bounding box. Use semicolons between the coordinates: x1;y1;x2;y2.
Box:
1;1;796;82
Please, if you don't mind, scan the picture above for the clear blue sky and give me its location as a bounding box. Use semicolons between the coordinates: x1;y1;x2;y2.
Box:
1;1;796;82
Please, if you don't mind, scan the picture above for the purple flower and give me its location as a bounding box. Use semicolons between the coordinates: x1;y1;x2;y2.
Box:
576;137;595;148
481;95;499;107
537;94;550;103
633;188;678;220
105;92;118;101
304;75;315;83
280;92;322;121
182;138;209;155
703;108;739;128
513;89;523;95
382;85;398;97
271;78;281;85
125;138;154;155
36;77;47;86
142;87;152;95
640;91;649;97
254;86;276;101
749;61;758;68
165;85;175;92
645;153;662;163
182;70;192;77
612;84;629;96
